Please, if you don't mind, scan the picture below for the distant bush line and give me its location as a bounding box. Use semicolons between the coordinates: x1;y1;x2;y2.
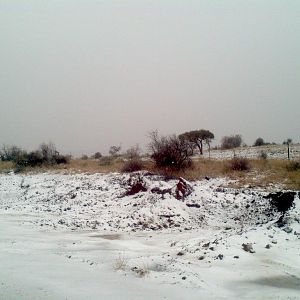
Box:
0;143;70;171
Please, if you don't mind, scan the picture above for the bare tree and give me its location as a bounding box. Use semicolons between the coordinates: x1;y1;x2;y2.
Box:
148;131;193;170
109;145;121;157
126;144;141;160
221;135;243;149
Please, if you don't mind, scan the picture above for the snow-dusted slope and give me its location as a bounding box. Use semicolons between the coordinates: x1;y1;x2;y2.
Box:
0;172;299;299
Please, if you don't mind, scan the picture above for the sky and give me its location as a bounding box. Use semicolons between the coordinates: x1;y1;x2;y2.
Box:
0;0;299;156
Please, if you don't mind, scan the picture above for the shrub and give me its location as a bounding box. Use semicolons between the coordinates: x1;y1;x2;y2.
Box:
283;138;292;145
122;159;144;173
221;135;243;149
39;142;58;164
0;145;26;162
55;154;70;164
125;145;141;160
81;154;88;160
26;151;44;167
2;142;70;169
228;157;250;171
92;152;102;159
286;161;300;172
258;151;268;160
253;137;265;146
148;131;193;170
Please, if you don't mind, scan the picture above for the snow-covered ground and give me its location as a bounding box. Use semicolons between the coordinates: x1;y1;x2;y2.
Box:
0;172;299;299
202;144;300;160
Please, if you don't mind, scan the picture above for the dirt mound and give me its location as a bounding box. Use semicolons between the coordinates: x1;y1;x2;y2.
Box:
264;191;297;213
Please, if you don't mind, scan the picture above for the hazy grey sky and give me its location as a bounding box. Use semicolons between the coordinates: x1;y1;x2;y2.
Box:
1;0;299;155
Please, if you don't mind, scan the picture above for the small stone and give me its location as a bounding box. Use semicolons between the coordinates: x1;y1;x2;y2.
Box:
182;276;187;280
242;243;255;253
198;256;205;260
283;227;293;234
265;244;271;249
202;242;210;248
216;254;224;260
271;240;277;244
233;256;239;259
177;251;185;256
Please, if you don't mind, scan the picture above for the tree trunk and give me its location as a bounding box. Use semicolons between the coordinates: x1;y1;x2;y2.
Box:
200;140;203;155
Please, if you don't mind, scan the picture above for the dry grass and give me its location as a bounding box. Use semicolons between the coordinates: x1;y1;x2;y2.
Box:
148;158;300;190
114;254;128;271
1;157;299;190
0;161;14;172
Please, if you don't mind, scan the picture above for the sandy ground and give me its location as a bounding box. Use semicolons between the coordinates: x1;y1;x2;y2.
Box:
0;172;300;299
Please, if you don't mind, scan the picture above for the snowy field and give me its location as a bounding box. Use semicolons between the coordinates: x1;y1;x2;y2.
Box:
0;171;300;299
202;144;300;160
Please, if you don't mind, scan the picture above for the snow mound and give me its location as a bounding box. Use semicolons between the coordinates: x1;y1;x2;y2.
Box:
0;172;298;234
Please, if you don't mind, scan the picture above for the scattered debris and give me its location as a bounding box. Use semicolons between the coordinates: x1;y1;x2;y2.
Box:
124;174;148;196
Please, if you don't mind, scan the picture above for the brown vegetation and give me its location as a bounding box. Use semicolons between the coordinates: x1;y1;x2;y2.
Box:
1;156;299;190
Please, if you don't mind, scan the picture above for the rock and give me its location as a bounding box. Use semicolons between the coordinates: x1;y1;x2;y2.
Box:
242;243;255;253
233;256;239;259
175;178;193;200
151;187;172;195
177;251;185;256
283;227;293;234
265;244;271;249
198;256;205;260
124;174;148;196
186;203;200;208
182;276;187;280
216;254;224;260
202;242;210;249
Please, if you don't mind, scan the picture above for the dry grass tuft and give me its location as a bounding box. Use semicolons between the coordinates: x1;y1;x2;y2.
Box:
114;255;127;271
131;264;150;278
0;161;14;173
